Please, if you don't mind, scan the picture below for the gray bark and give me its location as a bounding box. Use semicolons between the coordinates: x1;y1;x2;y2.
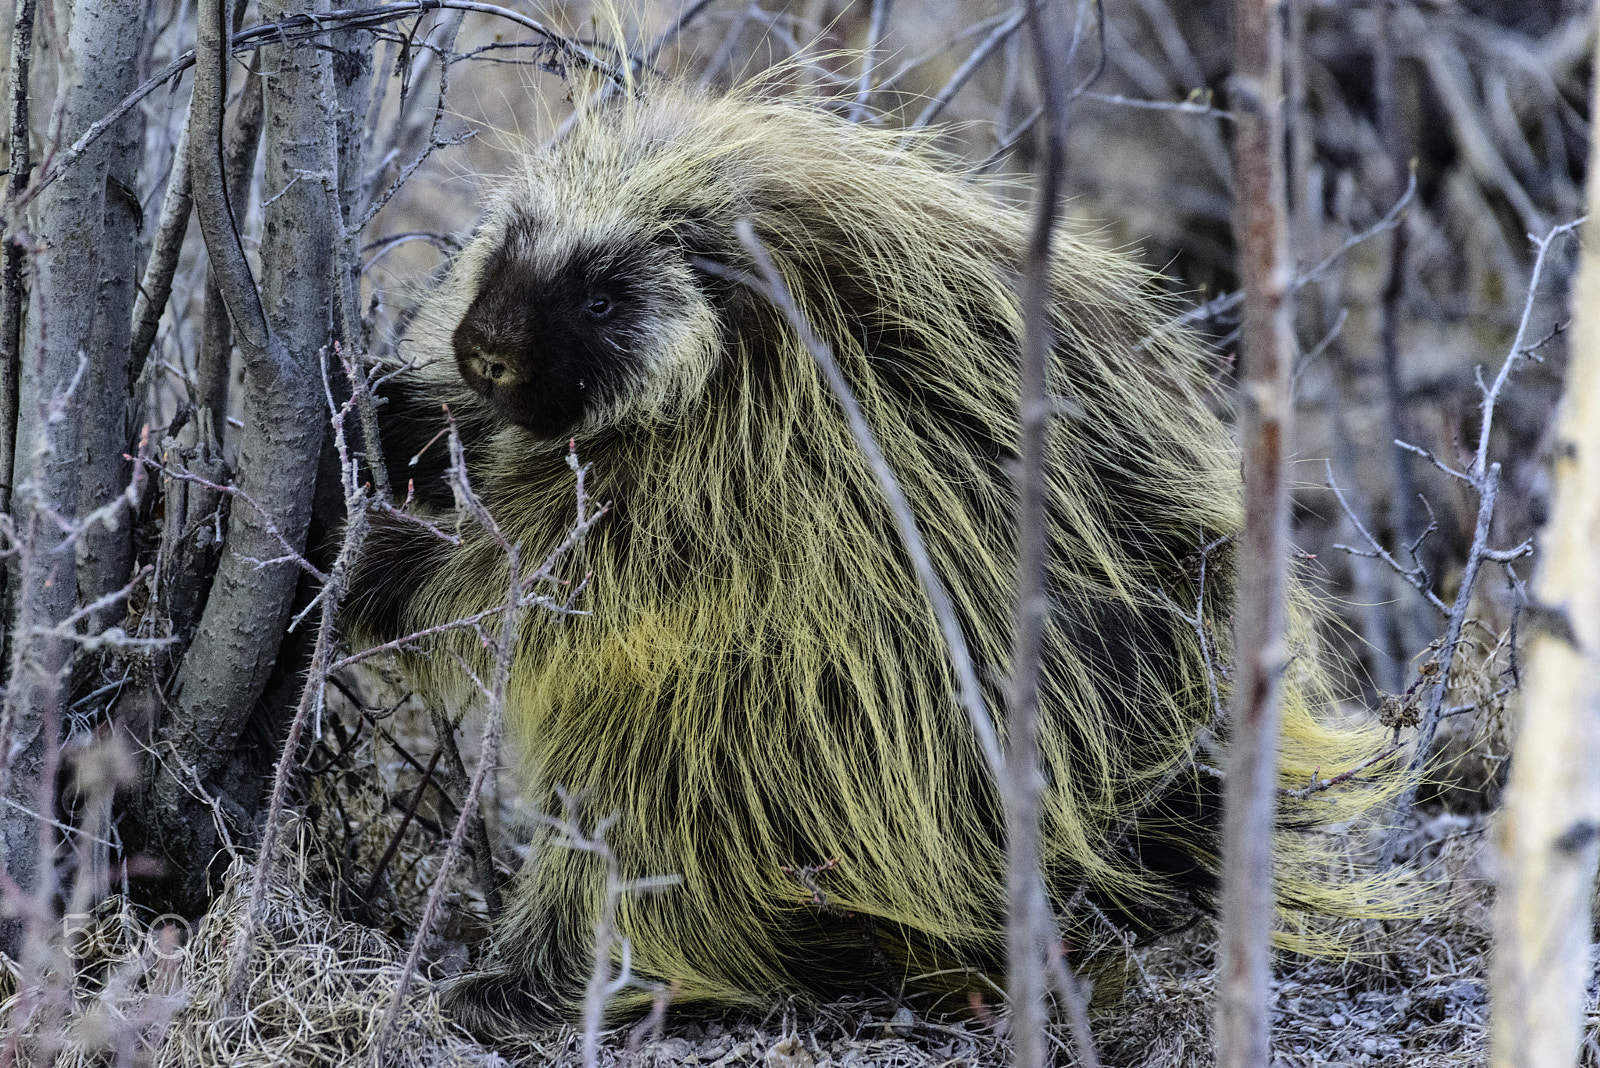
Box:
0;0;36;526
0;0;38;673
196;45;265;442
1;0;146;956
76;0;147;629
140;0;332;903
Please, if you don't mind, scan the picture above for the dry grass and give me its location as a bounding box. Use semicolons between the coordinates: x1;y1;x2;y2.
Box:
0;816;503;1068
0;778;1527;1067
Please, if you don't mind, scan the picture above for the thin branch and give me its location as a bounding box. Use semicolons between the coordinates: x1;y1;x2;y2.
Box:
906;3;1029;134
1325;460;1449;616
1279;741;1404;800
1009;2;1096;1066
1170;174;1416;335
1216;1;1295;1064
1081;89;1234;120
1473;217;1585;480
5;2;615;220
1045;942;1102;1068
847;0;893;124
1487;64;1600;1055
698;228;1004;778
537;801;681;1068
131;458;328;584
129;114;193;383
358;745;442;912
225;346;373;1010
1405;467;1501;778
369;494;521;1066
641;0;722;70
428;707;502;919
354;13;465;234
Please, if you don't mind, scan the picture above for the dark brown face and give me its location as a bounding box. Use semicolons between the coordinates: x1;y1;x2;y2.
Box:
452;232;649;439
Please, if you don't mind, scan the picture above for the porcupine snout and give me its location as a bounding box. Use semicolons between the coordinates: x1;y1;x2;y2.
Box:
454;317;525;396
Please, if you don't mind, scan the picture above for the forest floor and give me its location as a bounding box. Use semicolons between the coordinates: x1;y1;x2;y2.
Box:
9;797;1520;1068
514;811;1504;1068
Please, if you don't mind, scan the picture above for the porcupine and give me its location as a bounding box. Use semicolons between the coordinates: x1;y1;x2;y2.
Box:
343;79;1405;1036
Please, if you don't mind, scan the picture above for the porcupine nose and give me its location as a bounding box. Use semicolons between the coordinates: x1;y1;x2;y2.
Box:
459;347;523;395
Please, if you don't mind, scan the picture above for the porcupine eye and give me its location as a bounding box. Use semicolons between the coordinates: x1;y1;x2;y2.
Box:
585;292;614;320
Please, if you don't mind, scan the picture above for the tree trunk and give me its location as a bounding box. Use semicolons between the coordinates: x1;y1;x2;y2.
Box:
1487;30;1600;1068
0;0;148;958
136;0;333;911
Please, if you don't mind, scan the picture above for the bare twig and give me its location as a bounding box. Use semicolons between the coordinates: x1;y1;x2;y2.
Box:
1279;741;1404;800
428;707;502;918
906;3;1029;135
1216;2;1294;1066
1325;460;1449;616
225;347;372;1010
703;227;1003;778
354;15;463;235
536;801;680;1068
1366;220;1584;857
6;2;614;220
1169;175;1416;336
367;472;519;1067
847;0;893;123
129;116;193;386
1372;2;1426;641
1009;2;1098;1066
359;744;442;912
1045;942;1102;1068
1159;534;1233;728
1473;218;1586;480
1081;90;1233;120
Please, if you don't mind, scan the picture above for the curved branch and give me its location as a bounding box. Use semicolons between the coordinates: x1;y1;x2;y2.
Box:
187;0;269;354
